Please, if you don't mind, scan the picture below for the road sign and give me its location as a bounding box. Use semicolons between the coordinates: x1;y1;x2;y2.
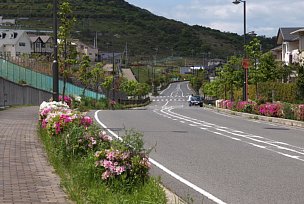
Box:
242;58;250;69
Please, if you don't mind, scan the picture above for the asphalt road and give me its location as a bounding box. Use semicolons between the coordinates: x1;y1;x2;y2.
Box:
93;81;304;204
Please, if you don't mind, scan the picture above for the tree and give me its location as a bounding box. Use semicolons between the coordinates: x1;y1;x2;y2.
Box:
58;0;76;100
245;38;263;99
296;64;304;100
217;56;243;101
259;51;278;82
78;55;92;96
101;76;113;99
91;63;105;101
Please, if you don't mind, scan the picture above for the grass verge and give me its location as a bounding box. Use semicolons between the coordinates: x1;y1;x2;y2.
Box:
38;127;167;204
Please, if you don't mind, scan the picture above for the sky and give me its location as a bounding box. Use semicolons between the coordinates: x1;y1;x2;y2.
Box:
125;0;304;37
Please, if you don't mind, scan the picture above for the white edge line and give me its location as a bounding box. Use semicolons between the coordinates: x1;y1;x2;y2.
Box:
94;110;226;204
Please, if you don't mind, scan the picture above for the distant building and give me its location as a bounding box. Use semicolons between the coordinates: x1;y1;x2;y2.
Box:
29;35;53;55
0;16;15;25
0;30;31;58
99;52;122;64
72;39;98;62
273;27;304;65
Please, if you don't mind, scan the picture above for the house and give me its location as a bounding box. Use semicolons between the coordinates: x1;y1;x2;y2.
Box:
274;27;304;65
72;39;98;62
0;16;15;25
0;30;31;58
99;52;122;64
290;28;304;64
29;35;53;55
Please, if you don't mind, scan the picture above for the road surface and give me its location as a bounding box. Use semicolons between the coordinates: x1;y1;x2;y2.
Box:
93;81;304;204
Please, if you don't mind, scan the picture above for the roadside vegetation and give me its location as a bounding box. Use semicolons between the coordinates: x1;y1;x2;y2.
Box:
201;37;304;122
38;97;167;203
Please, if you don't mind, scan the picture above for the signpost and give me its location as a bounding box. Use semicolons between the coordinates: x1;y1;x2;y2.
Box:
242;58;249;101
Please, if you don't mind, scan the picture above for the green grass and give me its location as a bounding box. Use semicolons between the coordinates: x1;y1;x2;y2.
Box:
38;127;167;204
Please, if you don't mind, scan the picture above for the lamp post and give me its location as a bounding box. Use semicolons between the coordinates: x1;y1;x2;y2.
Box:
52;0;59;101
233;0;248;101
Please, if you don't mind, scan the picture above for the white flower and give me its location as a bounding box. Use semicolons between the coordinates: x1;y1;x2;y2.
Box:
74;95;81;102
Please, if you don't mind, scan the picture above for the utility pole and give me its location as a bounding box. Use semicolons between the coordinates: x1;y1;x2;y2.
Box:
52;0;59;101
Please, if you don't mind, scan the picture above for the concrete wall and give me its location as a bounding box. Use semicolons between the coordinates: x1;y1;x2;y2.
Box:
0;77;52;107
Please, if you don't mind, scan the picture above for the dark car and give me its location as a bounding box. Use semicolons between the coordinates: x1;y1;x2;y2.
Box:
189;95;203;107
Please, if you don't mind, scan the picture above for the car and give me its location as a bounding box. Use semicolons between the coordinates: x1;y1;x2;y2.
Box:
189;95;203;107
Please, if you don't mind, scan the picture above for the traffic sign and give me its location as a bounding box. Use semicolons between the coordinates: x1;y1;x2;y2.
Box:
242;58;250;69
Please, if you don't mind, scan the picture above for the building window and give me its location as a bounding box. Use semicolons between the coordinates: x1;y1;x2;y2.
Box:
19;42;26;46
16;52;21;56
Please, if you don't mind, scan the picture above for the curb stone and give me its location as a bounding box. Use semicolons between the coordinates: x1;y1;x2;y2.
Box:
208;106;304;128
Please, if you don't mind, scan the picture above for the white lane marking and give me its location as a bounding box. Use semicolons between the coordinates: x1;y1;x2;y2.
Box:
156;106;304;163
160;83;172;95
94;110;226;204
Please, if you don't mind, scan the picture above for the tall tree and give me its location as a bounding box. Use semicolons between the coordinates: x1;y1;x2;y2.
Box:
78;55;92;96
58;0;76;100
90;63;105;101
217;56;242;101
245;38;263;99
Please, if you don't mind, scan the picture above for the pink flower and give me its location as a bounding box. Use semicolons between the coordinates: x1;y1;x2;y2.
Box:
54;122;61;134
81;116;93;127
115;166;125;175
42;119;47;128
102;170;111;180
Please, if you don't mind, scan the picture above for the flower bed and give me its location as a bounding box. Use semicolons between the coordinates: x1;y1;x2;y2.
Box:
38;99;166;203
216;99;304;121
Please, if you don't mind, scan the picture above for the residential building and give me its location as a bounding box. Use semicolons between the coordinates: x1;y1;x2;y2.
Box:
99;52;122;64
0;16;15;25
0;30;31;58
274;27;304;65
73;39;98;62
29;35;53;55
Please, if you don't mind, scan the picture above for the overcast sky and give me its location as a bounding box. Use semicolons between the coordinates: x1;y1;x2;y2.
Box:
125;0;304;37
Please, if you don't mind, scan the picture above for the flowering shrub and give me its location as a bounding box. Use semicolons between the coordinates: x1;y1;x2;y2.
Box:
59;95;73;107
259;103;283;117
235;101;257;113
39;101;152;192
80;116;93;128
95;146;150;191
296;104;304;121
219;100;234;109
39;101;93;136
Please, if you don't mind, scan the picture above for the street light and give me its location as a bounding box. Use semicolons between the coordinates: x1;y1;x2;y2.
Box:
232;0;248;101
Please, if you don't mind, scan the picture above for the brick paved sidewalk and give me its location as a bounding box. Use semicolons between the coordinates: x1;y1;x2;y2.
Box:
0;106;69;204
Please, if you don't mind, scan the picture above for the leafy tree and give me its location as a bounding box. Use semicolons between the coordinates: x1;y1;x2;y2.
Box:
101;76;113;99
58;0;77;100
190;69;206;94
296;64;304;100
259;51;278;82
216;56;243;101
78;55;92;96
245;38;263;99
90;63;105;100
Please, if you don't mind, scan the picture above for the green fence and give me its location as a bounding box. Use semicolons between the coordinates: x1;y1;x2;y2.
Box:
0;59;104;99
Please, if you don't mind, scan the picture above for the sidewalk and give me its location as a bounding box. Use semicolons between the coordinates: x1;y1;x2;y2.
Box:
0;106;69;203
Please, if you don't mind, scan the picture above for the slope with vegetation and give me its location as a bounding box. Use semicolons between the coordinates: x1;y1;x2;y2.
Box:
0;0;276;61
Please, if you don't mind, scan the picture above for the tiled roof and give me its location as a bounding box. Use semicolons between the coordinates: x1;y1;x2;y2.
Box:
279;27;303;41
0;30;27;45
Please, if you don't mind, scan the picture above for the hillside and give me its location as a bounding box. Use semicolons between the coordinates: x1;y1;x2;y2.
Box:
0;0;276;60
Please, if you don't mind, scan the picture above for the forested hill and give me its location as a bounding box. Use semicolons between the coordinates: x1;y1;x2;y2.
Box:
0;0;276;59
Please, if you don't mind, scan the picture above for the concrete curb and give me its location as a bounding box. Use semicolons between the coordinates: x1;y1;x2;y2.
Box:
208;106;304;128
